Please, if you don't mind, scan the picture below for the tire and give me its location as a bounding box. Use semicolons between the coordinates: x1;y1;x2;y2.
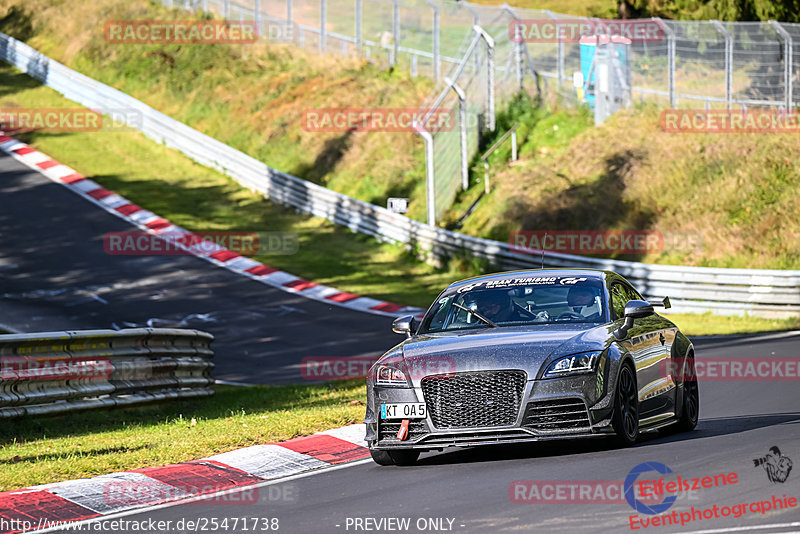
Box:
612;362;639;446
675;355;699;432
370;449;396;466
369;449;420;466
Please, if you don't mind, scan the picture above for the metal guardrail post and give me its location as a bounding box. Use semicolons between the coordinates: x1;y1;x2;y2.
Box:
511;130;517;161
544;11;564;87
461;2;480;72
770;21;793;110
356;0;362;50
502;6;524;90
413;123;437;226
480;124;518;195
425;0;440;83
712;20;733;109
321;0;327;52
657;19;676;108
6;32;798;316
516;37;524;90
474;25;495;131
286;0;293;42
445;77;469;191
392;0;400;66
254;0;262;40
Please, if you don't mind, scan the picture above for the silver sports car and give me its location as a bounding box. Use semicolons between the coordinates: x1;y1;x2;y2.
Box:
365;269;698;466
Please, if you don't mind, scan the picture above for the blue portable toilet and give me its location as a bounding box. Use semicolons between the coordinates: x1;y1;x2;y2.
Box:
579;35;631;108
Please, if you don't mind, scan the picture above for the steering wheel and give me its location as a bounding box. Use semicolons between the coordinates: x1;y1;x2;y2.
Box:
513;301;540;320
556;311;584;321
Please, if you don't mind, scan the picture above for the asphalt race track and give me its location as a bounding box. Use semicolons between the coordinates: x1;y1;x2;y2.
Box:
0;152;398;384
2;152;800;533
57;333;800;534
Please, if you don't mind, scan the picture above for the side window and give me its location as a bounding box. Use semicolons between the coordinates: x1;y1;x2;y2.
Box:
610;284;627;320
623;284;644;302
426;296;452;331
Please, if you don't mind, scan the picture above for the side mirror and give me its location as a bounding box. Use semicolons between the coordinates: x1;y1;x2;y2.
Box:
392;315;416;338
624;300;655;319
614;300;654;339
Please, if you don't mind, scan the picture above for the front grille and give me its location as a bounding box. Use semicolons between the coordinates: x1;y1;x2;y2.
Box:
522;398;591;432
378;420;428;443
421;370;527;429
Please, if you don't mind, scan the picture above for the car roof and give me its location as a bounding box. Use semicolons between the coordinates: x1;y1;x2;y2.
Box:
445;268;613;292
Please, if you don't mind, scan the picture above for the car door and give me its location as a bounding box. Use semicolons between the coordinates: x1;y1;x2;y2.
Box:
625;284;678;424
610;282;674;420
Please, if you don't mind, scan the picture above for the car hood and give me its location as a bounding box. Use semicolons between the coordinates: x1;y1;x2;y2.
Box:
399;324;613;383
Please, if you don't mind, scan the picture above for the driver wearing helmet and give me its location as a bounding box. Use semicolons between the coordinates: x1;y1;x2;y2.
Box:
465;290;523;323
566;285;602;321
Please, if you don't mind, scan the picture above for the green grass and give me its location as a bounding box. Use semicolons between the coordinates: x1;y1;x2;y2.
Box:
0;2;797;315
3;63;797;325
0;381;366;491
665;313;800;337
458;100;800;270
0;63;480;308
0;0;436;222
470;0;617;17
0;0;797;497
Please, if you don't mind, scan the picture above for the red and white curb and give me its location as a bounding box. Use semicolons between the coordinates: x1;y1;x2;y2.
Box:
0;425;370;534
0;134;424;319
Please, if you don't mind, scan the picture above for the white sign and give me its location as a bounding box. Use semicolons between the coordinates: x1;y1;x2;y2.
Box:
387;197;409;213
573;71;584;89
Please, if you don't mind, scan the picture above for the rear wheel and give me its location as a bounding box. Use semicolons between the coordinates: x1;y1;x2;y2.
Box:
676;355;699;432
612;363;639;445
369;448;420;466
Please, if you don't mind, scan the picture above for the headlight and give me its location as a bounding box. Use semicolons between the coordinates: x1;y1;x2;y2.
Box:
375;364;409;387
544;352;600;377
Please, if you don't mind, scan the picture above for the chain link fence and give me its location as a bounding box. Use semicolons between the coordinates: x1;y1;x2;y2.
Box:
159;0;797;224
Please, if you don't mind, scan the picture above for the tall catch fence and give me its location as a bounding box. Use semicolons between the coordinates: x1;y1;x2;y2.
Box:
2;30;797;317
163;0;798;223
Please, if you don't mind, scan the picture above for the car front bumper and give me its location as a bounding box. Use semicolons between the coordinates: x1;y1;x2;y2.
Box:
366;371;617;450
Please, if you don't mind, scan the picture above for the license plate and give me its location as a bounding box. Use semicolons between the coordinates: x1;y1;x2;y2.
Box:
380;403;426;420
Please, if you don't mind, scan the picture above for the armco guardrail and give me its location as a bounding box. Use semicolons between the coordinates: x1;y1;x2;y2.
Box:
0;33;797;318
0;328;214;418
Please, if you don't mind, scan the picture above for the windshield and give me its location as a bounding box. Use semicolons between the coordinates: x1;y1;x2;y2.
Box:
419;276;607;333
